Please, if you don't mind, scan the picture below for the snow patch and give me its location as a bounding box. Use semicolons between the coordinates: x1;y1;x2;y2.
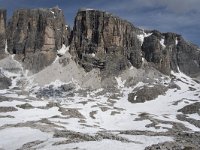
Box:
52;56;59;64
115;77;126;88
57;44;69;55
175;37;178;45
0;127;51;150
50;10;56;18
142;57;145;62
89;53;95;57
4;40;8;54
50;10;54;14
137;30;152;46
129;66;134;70
160;38;166;48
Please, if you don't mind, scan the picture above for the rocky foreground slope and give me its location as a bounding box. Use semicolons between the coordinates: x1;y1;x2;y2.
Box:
0;7;199;150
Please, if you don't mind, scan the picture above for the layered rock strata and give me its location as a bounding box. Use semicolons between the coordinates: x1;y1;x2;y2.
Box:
70;9;200;77
6;7;70;73
70;9;143;76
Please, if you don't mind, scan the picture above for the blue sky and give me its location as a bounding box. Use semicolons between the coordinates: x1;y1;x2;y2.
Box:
0;0;199;46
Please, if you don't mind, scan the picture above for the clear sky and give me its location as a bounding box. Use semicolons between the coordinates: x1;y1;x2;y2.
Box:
0;0;199;46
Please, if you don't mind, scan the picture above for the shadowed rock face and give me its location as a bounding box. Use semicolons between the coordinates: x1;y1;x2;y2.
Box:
176;37;200;76
142;31;200;76
6;7;70;73
142;31;172;75
0;9;6;58
70;9;143;75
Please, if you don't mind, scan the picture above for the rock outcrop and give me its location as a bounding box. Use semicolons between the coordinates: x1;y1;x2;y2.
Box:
0;7;199;77
0;9;7;59
6;7;70;73
176;37;200;76
0;70;11;89
128;85;167;103
70;9;200;77
70;9;143;76
142;30;200;76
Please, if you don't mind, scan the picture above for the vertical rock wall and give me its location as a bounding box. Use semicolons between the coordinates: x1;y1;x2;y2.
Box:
70;9;143;75
0;9;6;58
6;7;70;73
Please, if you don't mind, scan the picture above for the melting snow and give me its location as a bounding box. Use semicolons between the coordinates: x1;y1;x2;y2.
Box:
137;30;152;46
44;136;173;150
175;37;178;45
0;127;52;150
115;77;126;88
0;54;199;149
4;40;8;54
160;38;166;48
57;44;69;55
50;10;55;14
89;53;95;57
52;56;59;64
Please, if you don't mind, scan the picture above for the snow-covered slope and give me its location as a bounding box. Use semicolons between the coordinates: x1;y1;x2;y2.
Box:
0;59;199;149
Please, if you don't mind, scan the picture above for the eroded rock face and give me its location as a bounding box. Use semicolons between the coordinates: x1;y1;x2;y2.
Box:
70;9;200;77
0;9;6;58
176;37;200;76
0;75;11;90
70;9;143;75
128;85;167;103
142;31;171;74
142;31;200;76
0;8;199;77
7;7;70;73
178;102;200;114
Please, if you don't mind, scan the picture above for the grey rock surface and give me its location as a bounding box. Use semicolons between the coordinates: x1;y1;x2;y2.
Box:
142;31;171;75
178;102;200;114
35;83;76;98
0;71;11;89
0;9;6;59
142;30;200;76
6;7;70;73
128;85;167;103
70;9;143;75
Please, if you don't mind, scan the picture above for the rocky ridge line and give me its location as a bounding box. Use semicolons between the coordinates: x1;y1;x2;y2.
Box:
0;7;199;77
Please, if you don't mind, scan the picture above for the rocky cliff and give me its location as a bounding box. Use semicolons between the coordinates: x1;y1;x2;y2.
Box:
70;9;143;76
0;8;199;77
0;9;6;59
70;9;200;77
142;30;200;76
6;7;70;73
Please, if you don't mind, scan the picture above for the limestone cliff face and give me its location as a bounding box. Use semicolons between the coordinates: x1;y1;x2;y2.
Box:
0;9;6;58
6;7;70;73
70;9;200;77
176;37;200;76
70;9;143;75
0;8;199;77
142;31;200;76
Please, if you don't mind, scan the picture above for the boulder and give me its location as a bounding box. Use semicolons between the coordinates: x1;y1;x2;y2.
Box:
178;102;200;114
128;85;167;103
0;71;11;89
16;103;34;109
